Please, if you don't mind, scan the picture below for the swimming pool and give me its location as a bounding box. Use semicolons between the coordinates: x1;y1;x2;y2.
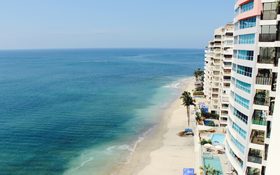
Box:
211;133;225;145
203;154;223;175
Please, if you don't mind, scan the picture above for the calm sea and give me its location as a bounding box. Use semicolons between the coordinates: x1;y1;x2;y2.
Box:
0;49;203;175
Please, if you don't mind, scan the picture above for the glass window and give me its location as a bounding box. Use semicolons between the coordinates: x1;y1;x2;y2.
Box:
235;94;250;109
239;34;255;44
239;17;256;29
234;50;254;60
236;65;252;77
236;79;251;93
241;1;254;13
232;106;248;124
228;129;245;153
231;119;247;139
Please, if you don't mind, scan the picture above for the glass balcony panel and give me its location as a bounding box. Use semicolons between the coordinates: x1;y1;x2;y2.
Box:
252;110;267;126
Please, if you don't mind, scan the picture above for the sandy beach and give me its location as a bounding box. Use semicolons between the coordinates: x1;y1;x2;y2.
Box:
112;77;196;175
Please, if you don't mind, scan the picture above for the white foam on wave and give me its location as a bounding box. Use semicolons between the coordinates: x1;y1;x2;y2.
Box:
163;82;180;89
65;126;155;175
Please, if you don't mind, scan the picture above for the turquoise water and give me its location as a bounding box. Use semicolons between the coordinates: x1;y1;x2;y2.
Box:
0;49;203;175
211;134;226;145
203;154;223;175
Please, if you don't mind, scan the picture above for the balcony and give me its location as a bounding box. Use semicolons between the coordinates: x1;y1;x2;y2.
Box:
254;90;270;106
261;2;280;20
257;56;275;65
261;10;277;20
247;167;261;175
250;130;265;145
258;47;279;66
248;149;263;164
259;33;277;42
255;76;272;85
252;110;267;126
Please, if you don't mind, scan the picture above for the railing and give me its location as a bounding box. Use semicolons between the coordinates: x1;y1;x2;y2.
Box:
256;76;272;85
259;33;277;42
248;155;262;164
252;119;267;126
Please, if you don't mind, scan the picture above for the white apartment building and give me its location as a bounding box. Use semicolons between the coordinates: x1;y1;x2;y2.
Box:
203;24;234;127
226;0;279;174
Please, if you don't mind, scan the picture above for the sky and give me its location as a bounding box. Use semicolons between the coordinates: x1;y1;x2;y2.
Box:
0;0;235;49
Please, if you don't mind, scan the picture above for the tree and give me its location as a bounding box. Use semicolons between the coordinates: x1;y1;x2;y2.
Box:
200;165;222;175
193;68;204;81
180;91;195;126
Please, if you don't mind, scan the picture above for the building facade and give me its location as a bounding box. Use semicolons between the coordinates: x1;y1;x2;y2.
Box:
225;0;279;174
204;24;234;127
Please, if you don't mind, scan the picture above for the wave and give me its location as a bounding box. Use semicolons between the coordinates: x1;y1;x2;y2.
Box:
163;77;192;89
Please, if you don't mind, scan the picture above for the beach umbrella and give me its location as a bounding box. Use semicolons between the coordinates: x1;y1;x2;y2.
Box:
183;168;194;175
203;143;213;149
215;145;224;150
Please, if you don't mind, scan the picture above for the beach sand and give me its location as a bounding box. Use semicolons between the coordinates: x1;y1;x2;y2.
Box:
111;77;196;175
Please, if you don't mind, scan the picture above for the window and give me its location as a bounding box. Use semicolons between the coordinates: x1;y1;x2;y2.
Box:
239;17;256;29
241;1;254;13
226;142;244;168
228;129;245;153
236;65;252;77
236;79;251;93
234;50;254;60
235;94;250;109
231;119;247;139
235;7;240;16
234;36;238;44
233;107;248;124
232;63;237;72
239;34;255;44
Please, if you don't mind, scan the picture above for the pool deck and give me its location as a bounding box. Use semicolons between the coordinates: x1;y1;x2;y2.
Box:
193;96;232;175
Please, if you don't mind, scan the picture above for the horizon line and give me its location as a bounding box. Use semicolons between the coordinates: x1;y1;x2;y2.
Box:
0;47;204;51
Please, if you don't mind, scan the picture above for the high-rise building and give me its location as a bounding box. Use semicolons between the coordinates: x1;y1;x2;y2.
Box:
226;0;279;174
203;24;234;127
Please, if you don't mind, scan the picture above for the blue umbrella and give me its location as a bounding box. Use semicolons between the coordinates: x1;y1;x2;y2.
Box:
183;168;195;175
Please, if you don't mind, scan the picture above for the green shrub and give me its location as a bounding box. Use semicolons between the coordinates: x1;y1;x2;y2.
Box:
200;139;212;145
201;111;219;120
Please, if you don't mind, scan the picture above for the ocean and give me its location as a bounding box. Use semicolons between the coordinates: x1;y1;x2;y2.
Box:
0;49;204;175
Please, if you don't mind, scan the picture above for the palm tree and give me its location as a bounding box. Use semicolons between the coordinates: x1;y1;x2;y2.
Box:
193;68;204;81
180;91;195;126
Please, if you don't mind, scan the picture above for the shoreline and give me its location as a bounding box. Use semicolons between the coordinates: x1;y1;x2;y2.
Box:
110;77;196;175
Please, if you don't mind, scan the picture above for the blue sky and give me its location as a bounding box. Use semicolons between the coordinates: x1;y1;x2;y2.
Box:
0;0;234;49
